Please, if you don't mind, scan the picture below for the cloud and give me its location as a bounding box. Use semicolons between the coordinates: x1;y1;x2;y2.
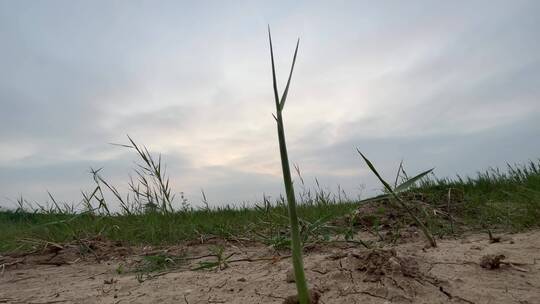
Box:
1;1;539;209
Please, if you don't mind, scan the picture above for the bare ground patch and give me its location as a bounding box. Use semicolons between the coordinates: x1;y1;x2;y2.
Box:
2;230;540;304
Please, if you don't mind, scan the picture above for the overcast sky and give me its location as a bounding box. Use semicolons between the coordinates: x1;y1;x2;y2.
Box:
1;0;539;210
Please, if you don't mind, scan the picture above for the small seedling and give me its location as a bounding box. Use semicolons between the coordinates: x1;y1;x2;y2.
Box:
135;253;187;274
193;246;234;271
115;264;124;274
357;150;437;247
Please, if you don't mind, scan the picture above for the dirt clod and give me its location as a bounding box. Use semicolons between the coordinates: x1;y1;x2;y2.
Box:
351;248;420;281
285;269;295;283
283;289;321;304
480;254;506;269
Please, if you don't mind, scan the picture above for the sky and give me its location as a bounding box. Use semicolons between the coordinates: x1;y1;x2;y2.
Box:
1;0;539;210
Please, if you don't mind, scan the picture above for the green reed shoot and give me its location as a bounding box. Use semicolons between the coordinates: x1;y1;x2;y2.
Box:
268;27;310;303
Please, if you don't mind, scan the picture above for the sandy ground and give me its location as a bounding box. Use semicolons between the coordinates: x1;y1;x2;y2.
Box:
1;230;540;304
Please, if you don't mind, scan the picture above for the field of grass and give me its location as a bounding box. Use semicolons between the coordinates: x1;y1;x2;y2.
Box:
416;161;540;231
0;198;357;253
1;158;539;254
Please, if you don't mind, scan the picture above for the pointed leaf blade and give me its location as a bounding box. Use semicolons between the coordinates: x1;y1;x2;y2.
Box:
267;26;281;109
357;149;394;193
394;168;434;193
279;38;299;110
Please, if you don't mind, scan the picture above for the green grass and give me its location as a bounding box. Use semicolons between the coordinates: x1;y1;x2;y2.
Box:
0;199;357;253
415;161;540;231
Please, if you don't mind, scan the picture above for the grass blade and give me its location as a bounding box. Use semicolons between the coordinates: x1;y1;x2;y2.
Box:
280;38;299;111
268;26;281;110
394;168;434;193
357;149;394;192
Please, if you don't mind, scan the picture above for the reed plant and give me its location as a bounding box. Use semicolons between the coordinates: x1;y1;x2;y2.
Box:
268;27;311;303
